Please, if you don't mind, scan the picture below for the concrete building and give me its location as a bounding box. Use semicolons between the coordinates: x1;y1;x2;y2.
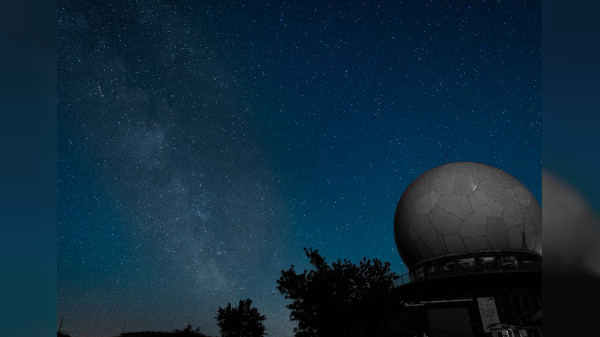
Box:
393;162;542;337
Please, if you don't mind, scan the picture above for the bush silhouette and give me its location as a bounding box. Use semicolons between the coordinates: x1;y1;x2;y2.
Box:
175;323;208;336
216;299;266;337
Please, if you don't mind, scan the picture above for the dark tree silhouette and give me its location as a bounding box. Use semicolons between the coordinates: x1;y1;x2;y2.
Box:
175;323;208;336
215;298;266;337
277;248;402;337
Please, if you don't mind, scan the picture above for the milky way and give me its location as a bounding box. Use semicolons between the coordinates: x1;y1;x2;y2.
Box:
58;1;541;336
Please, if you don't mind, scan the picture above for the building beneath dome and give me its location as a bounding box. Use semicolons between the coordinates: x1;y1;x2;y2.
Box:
392;162;541;337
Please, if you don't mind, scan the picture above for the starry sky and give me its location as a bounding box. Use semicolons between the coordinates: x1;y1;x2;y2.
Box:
57;1;541;337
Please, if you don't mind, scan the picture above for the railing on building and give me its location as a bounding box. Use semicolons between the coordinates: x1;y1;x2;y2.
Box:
396;253;541;286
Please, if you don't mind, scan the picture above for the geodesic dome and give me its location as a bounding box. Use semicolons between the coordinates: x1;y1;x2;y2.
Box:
394;162;542;269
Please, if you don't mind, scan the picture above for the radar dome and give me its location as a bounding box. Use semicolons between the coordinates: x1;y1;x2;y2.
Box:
394;162;541;269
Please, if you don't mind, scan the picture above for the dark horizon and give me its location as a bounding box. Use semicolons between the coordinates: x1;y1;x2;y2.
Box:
57;1;541;336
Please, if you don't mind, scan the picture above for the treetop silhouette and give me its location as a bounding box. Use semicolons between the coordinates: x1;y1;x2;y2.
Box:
277;248;401;337
215;298;266;337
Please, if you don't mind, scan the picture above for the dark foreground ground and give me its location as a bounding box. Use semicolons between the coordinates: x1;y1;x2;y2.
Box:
58;331;213;337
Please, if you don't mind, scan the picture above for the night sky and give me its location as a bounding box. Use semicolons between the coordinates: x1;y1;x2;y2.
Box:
57;1;541;337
